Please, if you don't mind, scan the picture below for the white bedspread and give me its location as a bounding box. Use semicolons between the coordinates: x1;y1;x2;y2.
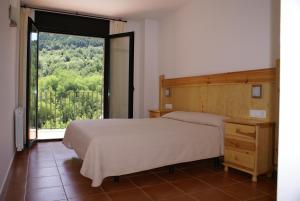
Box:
63;117;223;187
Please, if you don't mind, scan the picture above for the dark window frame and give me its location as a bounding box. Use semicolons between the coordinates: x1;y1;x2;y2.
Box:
26;17;39;147
34;11;134;120
35;11;109;38
104;32;135;119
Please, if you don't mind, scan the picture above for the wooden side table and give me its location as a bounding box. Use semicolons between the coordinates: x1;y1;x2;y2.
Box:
148;110;172;118
223;118;275;182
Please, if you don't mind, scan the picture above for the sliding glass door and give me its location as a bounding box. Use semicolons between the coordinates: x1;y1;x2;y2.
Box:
26;18;39;146
104;32;134;118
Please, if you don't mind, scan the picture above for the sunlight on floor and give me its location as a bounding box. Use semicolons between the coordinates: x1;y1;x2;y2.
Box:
38;129;65;140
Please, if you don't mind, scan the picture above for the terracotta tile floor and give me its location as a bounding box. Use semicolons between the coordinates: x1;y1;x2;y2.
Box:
2;142;277;201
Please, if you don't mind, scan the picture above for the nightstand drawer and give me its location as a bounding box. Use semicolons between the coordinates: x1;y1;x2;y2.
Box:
225;138;256;152
225;149;255;170
225;123;256;140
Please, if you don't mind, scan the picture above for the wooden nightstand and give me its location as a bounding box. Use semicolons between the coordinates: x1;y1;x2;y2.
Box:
223;118;275;182
148;110;172;118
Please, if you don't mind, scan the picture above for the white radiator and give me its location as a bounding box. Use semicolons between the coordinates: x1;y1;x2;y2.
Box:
15;107;24;151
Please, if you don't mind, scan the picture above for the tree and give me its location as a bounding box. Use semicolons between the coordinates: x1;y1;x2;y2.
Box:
38;33;104;129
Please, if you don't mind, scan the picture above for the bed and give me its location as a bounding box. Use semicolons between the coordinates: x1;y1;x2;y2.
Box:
63;111;226;187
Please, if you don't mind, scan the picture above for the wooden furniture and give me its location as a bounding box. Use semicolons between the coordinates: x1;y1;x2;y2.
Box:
223;118;275;182
158;66;279;170
149;110;172;118
159;68;277;122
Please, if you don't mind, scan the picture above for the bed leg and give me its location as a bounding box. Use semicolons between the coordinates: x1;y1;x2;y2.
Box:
113;176;120;183
214;157;220;168
169;166;175;174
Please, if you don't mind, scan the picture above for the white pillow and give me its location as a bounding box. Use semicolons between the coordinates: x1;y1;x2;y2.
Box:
162;111;226;127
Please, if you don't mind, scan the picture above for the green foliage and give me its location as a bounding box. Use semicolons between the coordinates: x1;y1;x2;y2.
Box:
29;38;38;127
38;33;104;129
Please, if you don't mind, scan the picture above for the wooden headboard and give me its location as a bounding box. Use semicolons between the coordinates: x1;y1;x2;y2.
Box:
159;68;278;122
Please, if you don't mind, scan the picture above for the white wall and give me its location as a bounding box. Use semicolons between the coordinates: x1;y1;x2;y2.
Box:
278;0;300;200
0;0;20;194
143;19;159;117
126;20;145;118
127;19;160;118
159;0;280;78
135;0;280;114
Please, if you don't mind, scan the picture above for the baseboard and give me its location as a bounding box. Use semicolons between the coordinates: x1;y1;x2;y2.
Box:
0;151;16;200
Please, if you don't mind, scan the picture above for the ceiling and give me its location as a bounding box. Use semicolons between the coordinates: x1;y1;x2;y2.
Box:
21;0;191;20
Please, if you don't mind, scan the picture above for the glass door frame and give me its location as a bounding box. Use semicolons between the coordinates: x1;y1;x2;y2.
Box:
26;17;39;147
104;32;135;119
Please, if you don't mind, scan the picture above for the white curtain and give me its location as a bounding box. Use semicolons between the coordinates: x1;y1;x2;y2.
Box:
19;8;34;107
109;20;126;34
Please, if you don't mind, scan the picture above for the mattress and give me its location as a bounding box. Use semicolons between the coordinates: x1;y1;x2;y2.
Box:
63;113;224;187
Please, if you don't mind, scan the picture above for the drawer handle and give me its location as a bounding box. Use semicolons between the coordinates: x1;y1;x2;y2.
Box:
236;129;256;138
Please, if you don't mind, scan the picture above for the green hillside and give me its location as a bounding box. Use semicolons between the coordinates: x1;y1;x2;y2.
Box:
38;33;104;129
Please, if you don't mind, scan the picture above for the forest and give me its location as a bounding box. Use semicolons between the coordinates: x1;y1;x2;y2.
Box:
38;33;104;129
